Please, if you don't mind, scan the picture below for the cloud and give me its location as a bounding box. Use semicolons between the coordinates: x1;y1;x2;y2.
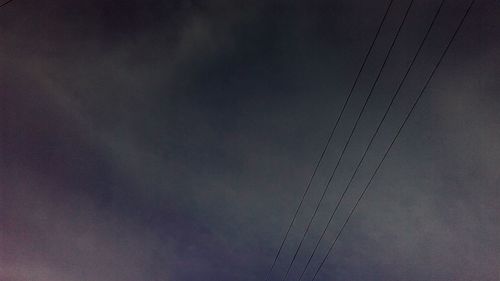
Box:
1;169;175;281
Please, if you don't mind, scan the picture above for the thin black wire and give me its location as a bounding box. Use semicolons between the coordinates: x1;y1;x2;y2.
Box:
263;0;396;279
296;1;446;280
310;2;475;280
0;0;16;9
281;1;415;280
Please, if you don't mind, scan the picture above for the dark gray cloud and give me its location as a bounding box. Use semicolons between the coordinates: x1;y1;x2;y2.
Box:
1;0;499;280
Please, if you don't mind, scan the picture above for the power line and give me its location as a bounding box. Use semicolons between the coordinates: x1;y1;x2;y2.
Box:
0;0;16;9
280;0;416;280
296;1;446;280
263;0;396;279
309;2;476;280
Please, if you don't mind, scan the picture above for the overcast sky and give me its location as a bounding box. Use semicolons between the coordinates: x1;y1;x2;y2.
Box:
1;0;499;280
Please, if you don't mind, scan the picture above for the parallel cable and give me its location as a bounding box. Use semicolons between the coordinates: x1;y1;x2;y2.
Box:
263;0;395;279
296;1;445;280
281;0;415;280
0;0;16;9
309;2;476;280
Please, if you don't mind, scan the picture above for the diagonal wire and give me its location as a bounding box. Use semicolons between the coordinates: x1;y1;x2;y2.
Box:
296;1;446;280
0;0;16;9
309;2;476;281
280;0;416;280
263;0;396;279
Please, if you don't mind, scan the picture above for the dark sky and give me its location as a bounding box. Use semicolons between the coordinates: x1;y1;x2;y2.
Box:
1;0;499;280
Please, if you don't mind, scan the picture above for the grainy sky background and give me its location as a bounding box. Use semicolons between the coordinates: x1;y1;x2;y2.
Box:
1;0;499;280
